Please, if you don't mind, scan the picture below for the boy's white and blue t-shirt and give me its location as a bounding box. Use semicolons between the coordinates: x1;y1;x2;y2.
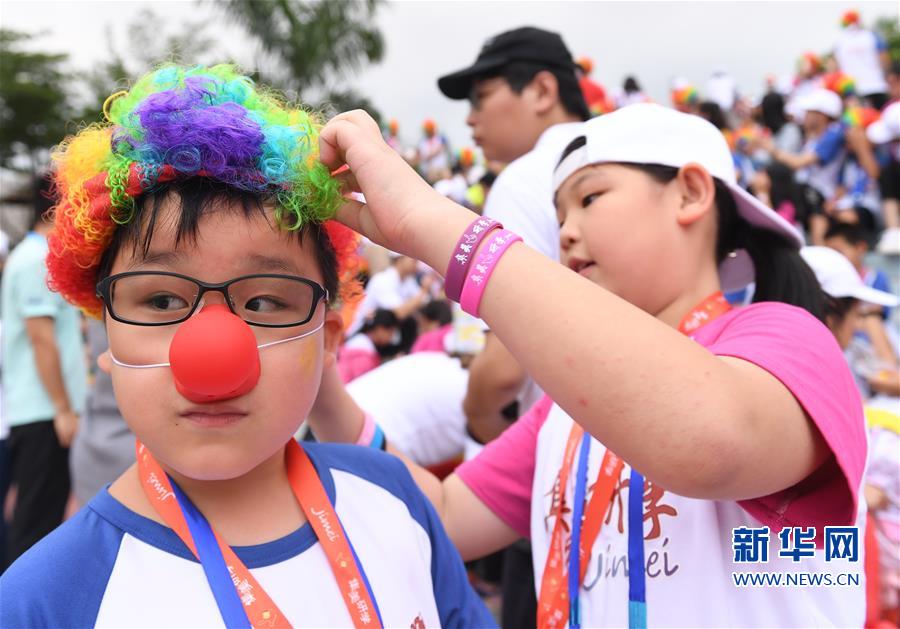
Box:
0;443;495;628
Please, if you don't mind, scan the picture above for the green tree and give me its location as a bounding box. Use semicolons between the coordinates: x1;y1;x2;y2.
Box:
0;29;72;173
874;16;900;63
214;0;385;120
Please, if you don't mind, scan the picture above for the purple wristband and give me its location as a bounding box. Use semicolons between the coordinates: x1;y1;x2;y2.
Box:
459;229;522;317
445;217;502;302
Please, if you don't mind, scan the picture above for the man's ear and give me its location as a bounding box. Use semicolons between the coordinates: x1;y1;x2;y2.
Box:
674;163;717;227
322;310;344;368
97;349;112;374
528;70;561;116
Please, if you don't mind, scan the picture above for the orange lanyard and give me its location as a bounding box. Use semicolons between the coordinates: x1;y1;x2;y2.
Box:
136;440;382;628
537;291;732;628
676;291;732;336
537;428;622;629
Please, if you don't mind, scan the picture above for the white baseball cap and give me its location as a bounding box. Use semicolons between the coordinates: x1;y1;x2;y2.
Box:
552;103;803;291
800;246;899;307
795;88;843;119
867;101;900;144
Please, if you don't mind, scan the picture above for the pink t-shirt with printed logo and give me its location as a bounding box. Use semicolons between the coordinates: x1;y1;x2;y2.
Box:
456;302;867;627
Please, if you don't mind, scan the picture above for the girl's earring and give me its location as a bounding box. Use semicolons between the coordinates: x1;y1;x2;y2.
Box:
728;250;739;258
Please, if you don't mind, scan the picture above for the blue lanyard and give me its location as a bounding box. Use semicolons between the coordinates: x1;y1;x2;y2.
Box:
627;470;647;629
169;472;383;629
568;439;648;629
170;480;251;628
567;433;592;629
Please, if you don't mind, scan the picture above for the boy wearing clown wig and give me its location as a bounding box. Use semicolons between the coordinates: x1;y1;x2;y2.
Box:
0;65;492;629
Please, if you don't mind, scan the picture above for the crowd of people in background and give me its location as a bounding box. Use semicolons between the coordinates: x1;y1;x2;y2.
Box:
338;9;900;625
0;6;898;629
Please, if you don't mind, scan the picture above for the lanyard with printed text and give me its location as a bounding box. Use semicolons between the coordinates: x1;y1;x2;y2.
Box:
136;439;383;629
537;291;732;629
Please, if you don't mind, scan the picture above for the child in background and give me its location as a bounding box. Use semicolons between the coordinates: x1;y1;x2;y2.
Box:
824;222;900;397
310;104;868;626
337;308;399;383
0;65;492;629
411;300;453;354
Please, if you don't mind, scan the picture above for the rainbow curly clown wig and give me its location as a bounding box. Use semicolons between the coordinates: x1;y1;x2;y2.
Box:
48;64;358;318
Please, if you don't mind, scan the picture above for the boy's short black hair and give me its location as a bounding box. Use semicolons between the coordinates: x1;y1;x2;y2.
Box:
361;308;399;332
419;299;452;326
823;221;868;247
95;178;339;300
480;61;590;121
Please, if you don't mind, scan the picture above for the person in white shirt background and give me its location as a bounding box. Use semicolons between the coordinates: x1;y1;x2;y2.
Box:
346;252;435;354
833;8;891;110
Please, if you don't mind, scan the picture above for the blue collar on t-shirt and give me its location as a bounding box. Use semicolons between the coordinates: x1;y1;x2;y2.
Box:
88;446;340;568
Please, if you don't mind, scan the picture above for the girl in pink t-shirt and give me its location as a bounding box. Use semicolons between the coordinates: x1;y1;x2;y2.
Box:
309;105;868;627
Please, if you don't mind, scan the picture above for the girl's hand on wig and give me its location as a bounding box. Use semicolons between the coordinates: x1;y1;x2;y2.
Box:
320;110;475;271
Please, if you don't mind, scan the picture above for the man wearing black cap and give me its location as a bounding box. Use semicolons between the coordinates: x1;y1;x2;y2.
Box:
439;26;588;462
438;26;589;629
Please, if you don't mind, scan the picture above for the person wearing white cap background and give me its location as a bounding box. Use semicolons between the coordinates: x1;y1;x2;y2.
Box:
801;245;899;352
762;88;849;244
800;245;900;622
824;222;898;372
311;103;868;626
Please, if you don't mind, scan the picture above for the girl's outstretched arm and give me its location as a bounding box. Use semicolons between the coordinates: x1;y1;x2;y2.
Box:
319;110;829;502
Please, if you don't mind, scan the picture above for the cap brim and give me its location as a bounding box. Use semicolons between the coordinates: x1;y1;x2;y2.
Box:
437;56;509;99
852;285;900;307
718;183;805;292
866;120;892;144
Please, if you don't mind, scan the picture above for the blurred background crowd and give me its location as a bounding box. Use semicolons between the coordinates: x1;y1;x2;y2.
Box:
1;1;898;626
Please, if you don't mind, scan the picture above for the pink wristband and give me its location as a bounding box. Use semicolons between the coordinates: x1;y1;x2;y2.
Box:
444;217;502;302
459;229;522;317
355;412;376;446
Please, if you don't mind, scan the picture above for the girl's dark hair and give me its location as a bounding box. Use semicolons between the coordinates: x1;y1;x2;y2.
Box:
96;177;339;300
555;141;826;322
634;163;825;321
623;76;640;93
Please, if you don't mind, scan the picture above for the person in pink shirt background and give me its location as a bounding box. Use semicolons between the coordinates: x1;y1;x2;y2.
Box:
411;300;453;354
337;308;399;383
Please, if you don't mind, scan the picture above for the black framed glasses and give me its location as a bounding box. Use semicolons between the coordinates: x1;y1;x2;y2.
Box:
96;271;329;327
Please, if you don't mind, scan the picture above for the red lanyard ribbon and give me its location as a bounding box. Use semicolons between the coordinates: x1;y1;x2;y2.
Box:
677;290;732;335
537;427;622;629
537;291;732;628
136;439;382;629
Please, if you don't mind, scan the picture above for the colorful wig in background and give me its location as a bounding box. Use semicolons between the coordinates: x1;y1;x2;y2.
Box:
671;84;699;110
797;52;823;76
843;105;881;129
823;71;856;98
457;147;475;169
841;9;860;27
47;64;359;319
576;57;594;75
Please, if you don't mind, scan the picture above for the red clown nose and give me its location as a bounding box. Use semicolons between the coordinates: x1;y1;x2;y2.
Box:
169;304;261;403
